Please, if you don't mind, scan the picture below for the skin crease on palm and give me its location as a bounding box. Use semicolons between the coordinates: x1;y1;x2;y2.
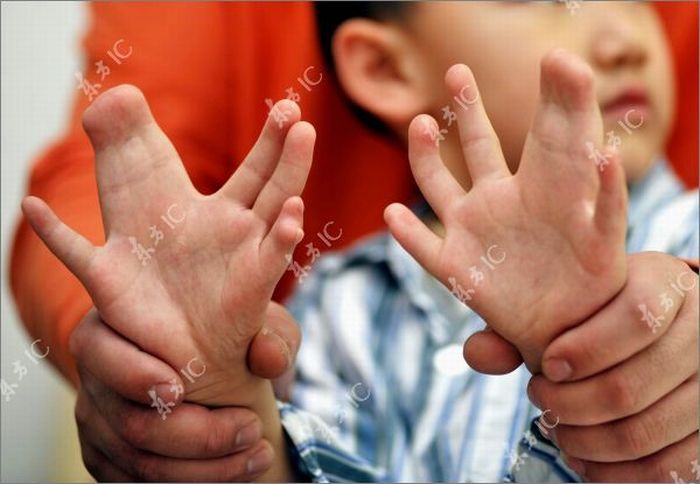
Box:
332;1;675;371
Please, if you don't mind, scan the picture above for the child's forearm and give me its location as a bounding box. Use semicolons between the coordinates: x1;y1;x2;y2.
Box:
193;376;295;481
252;380;296;482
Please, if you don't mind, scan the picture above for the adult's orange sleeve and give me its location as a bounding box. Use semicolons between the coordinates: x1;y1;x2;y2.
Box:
9;3;234;383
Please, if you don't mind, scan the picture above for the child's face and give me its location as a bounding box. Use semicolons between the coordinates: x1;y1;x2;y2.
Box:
338;2;675;185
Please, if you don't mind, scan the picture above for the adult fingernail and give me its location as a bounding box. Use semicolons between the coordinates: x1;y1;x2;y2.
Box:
543;358;572;382
247;447;273;475
562;453;585;477
150;382;182;406
235;421;261;449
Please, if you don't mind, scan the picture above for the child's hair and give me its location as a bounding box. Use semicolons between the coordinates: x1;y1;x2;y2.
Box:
314;2;413;135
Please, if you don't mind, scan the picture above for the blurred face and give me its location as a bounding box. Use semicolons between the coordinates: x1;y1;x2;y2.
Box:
337;2;675;185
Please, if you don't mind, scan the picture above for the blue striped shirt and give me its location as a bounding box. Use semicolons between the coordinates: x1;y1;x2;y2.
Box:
278;159;699;482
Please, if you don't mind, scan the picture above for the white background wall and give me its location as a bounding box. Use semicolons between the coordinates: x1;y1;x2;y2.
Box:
1;2;90;481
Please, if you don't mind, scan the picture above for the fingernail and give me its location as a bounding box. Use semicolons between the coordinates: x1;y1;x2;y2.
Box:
562;454;585;477
247;447;273;475
264;326;293;369
150;382;182;406
279;336;292;369
543;358;572;382
235;421;261;449
271;331;293;369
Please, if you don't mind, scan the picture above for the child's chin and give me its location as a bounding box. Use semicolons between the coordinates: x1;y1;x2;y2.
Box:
619;141;658;184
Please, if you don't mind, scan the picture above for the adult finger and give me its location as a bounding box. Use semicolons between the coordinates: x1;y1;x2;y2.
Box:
70;309;183;405
76;390;273;481
542;252;694;382
551;376;698;462
566;432;699;483
79;373;264;459
529;301;697;425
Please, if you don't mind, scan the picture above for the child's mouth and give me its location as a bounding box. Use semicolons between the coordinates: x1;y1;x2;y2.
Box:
601;86;650;126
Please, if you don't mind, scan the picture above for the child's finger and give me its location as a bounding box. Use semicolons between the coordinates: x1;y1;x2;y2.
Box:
594;147;628;242
21;195;96;283
218;100;301;206
541;253;693;383
252;121;315;227
384;202;443;277
444;64;510;184
82;85;194;234
520;50;601;193
407;115;465;221
248;302;301;380
462;327;523;374
259;196;304;282
538;49;598;114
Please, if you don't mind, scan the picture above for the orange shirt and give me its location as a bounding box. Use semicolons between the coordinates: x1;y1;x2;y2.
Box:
9;2;698;383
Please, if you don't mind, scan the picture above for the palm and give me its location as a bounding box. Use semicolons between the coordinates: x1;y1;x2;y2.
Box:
387;53;627;370
24;86;314;403
92;196;269;379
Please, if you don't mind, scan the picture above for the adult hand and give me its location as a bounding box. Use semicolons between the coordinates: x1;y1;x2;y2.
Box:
70;305;300;481
528;252;699;482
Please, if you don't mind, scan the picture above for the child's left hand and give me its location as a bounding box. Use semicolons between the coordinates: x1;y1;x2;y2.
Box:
385;50;628;372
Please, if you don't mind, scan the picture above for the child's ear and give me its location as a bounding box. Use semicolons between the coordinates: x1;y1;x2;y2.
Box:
332;18;432;129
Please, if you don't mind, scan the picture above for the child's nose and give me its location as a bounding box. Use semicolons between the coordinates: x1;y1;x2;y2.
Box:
586;5;648;72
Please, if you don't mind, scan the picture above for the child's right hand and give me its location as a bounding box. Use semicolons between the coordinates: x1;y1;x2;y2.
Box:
22;85;314;410
385;50;628;372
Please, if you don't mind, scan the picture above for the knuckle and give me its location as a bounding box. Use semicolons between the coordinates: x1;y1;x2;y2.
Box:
130;452;169;482
119;410;149;448
555;427;587;459
132;454;161;482
625;278;660;317
615;419;654;459
564;337;596;371
222;457;250;481
552;428;574;455
201;416;233;456
208;455;245;482
604;372;641;414
647;457;671;483
222;443;272;481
